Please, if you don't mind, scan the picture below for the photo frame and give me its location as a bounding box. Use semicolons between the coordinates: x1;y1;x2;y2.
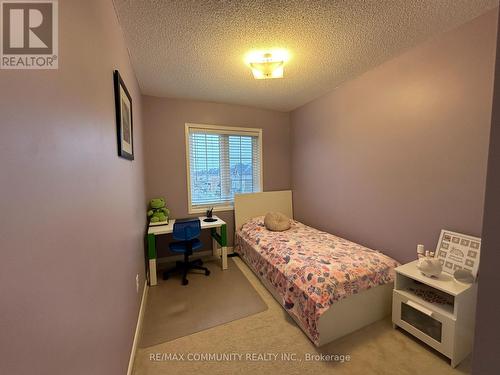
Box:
113;70;134;160
435;229;481;278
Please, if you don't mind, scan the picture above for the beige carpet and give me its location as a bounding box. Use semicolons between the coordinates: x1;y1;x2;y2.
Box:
140;258;267;347
133;257;471;375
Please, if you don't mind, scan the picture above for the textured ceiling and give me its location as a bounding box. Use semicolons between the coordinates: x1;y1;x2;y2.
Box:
114;0;498;111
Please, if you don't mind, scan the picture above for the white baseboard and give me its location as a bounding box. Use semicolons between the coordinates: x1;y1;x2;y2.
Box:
127;280;148;375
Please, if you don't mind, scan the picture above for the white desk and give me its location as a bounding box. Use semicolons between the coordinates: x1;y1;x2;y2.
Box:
146;216;228;286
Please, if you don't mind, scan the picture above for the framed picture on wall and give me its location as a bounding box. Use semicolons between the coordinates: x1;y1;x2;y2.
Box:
113;70;134;160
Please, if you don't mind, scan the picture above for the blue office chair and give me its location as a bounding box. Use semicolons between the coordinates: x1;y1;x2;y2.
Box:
162;219;210;285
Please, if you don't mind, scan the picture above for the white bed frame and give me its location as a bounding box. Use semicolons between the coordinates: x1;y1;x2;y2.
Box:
234;190;393;346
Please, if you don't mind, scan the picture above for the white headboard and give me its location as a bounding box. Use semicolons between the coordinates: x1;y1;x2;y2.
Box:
234;190;293;231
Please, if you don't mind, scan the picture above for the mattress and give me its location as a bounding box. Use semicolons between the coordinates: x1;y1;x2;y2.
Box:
235;216;399;345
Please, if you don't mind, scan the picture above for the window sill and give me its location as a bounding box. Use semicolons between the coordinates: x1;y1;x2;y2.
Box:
188;205;234;215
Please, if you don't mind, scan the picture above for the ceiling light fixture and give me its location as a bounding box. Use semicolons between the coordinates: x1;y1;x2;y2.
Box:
246;49;289;79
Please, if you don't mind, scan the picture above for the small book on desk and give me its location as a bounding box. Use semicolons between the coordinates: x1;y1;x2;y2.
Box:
149;219;170;227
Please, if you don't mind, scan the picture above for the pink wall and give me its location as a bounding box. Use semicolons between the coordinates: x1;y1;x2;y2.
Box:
290;10;498;263
0;1;146;374
143;96;291;248
473;8;500;374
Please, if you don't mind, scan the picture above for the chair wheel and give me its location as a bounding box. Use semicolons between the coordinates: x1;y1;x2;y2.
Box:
182;279;189;286
163;273;169;280
205;270;210;276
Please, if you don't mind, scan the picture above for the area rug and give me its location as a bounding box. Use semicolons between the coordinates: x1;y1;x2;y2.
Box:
139;257;268;347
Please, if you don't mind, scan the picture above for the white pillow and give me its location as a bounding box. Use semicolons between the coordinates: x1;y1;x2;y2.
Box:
264;212;291;231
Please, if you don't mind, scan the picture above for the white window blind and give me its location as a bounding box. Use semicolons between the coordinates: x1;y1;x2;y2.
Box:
186;124;262;212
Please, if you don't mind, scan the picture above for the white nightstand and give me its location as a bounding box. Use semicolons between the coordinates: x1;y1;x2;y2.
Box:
392;260;477;368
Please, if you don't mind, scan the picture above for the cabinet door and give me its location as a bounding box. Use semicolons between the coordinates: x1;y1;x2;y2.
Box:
392;290;455;357
401;301;442;342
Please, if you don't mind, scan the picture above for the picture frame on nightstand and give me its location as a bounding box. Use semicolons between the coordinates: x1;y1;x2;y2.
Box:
435;230;481;279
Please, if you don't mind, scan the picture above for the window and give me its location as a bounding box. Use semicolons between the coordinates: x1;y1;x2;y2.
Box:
185;123;263;213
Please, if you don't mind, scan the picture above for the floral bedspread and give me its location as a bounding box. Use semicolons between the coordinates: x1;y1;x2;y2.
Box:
235;216;399;345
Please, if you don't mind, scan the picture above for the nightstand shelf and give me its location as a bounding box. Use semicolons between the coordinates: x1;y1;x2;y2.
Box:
396;288;454;318
392;260;477;368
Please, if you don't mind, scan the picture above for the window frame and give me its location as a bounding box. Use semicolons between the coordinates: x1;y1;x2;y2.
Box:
185;123;264;214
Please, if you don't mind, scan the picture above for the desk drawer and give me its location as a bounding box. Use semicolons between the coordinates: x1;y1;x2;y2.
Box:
392;290;455;357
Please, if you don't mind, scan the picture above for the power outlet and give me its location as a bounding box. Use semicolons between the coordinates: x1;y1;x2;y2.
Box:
135;274;140;293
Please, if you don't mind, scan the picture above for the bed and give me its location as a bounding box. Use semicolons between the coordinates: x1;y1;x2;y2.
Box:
234;190;399;346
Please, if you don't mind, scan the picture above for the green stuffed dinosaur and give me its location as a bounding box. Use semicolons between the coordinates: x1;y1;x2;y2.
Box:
147;197;170;223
